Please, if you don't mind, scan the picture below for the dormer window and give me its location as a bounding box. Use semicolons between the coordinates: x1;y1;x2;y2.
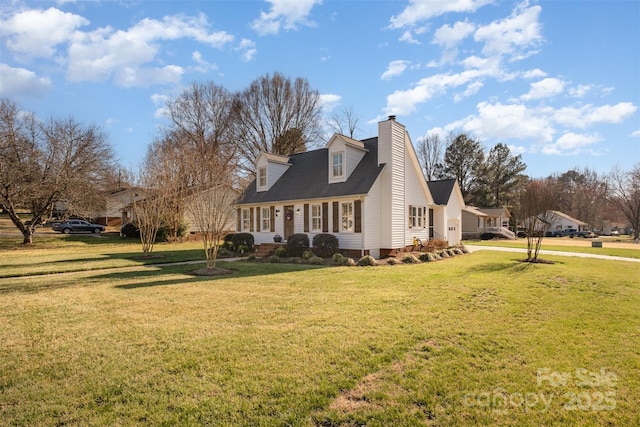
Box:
332;152;344;178
258;167;267;188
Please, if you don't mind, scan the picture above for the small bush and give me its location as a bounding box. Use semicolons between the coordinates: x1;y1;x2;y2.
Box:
387;257;398;265
286;233;309;257
302;250;315;260
268;255;280;263
439;250;450;258
218;247;232;257
446;248;457;257
312;233;339;258
332;253;345;265
308;255;325;265
433;252;442;260
453;248;464;255
287;257;304;264
358;255;378;266
458;245;470;254
224;233;254;251
402;254;421;264
342;257;357;266
120;222;140;238
274;247;287;258
418;253;432;262
422;239;448;253
238;244;250;254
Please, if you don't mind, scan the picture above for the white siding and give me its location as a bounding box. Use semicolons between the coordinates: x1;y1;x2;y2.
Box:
363;178;381;258
444;188;463;244
378;119;406;249
328;137;367;184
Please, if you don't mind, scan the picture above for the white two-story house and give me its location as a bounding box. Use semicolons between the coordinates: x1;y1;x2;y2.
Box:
235;116;461;258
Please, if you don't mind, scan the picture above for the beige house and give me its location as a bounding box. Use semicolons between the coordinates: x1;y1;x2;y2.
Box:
462;206;515;239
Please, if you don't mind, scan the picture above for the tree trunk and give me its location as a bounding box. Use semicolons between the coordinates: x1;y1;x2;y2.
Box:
22;230;33;244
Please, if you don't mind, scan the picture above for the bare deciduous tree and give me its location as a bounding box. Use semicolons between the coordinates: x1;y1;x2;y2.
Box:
607;164;640;241
0;98;115;244
162;82;240;270
233;72;322;171
416;133;444;181
520;178;558;262
326;106;361;139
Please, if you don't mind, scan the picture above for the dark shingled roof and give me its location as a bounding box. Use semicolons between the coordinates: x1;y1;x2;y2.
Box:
237;137;385;205
427;178;456;205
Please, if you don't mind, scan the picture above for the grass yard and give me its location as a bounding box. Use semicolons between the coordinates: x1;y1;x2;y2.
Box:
0;235;214;278
0;245;639;426
467;237;640;259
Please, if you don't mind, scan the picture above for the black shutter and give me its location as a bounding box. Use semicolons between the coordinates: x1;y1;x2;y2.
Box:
237;208;241;231
256;207;261;232
322;203;329;232
249;207;254;232
304;204;309;232
270;206;275;232
354;200;362;233
332;202;339;233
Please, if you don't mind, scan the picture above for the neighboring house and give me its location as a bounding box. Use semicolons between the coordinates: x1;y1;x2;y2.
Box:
462;206;515;239
427;179;465;245
544;210;589;233
235;116;462;258
94;187;143;226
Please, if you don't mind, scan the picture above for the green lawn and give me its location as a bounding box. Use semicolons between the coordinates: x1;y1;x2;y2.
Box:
0;235;214;278
467;238;640;259
0;244;639;426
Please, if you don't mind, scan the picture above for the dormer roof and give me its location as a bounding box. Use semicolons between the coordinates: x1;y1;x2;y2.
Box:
256;152;291;165
237;137;384;205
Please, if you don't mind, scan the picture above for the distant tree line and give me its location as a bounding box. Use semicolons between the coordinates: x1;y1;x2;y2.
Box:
416;131;639;241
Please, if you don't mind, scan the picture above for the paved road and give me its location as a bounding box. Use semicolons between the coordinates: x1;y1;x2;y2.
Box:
465;245;640;263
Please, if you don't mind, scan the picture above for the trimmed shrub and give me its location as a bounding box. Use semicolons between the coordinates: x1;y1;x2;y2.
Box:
439;250;450;258
286;233;309;257
308;255;325;265
402;254;421;264
387;257;398;265
302;250;315;260
120;222;140;238
446;248;457;257
332;253;345;265
287;257;304;264
418;252;432;262
218;247;232;257
268;255;280;263
274;247;287;258
342;257;357;266
224;233;254;251
358;255;378;266
312;233;339;258
458;245;470;254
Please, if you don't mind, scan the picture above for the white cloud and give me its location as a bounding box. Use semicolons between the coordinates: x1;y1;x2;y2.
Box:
521;77;565;100
459;101;556;142
474;3;542;60
381;60;410;80
568;84;592;98
0;7;88;58
320;94;341;112
237;39;257;62
553;102;637;128
433;20;475;48
0;64;52;97
64;13;233;85
390;0;493;29
251;0;322;36
630;130;640;138
522;68;547;79
454;81;483;102
541;132;602;155
192;51;218;72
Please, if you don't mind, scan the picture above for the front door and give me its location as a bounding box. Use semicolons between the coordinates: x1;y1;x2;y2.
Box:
284;205;294;240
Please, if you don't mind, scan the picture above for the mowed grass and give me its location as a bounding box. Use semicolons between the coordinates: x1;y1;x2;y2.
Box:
467;238;640;259
0;249;639;426
0;235;211;278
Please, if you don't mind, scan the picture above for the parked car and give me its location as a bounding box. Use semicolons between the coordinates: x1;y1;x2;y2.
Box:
551;228;595;238
52;220;105;234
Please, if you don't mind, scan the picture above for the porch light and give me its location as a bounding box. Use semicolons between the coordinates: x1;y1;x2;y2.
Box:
275;209;280;217
296;208;301;215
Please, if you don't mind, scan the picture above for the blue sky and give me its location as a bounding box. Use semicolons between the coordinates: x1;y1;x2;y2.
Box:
1;0;638;178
